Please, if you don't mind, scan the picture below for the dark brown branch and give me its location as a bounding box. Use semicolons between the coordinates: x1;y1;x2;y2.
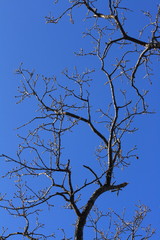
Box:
45;107;109;147
83;0;114;19
74;182;128;240
83;165;102;187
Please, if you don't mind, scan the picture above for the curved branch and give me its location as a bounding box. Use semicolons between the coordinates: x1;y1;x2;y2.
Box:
74;182;128;240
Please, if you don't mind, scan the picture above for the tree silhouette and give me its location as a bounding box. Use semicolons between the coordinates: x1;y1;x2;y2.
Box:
1;1;159;239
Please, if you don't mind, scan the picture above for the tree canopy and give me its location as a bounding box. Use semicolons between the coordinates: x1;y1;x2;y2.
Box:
0;1;160;239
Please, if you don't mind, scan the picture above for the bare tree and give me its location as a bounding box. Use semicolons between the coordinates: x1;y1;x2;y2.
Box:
0;0;159;239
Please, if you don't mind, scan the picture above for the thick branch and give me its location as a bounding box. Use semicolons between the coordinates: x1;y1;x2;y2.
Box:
74;182;128;240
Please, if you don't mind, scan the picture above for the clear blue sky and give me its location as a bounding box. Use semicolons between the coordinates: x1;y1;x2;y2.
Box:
0;0;160;239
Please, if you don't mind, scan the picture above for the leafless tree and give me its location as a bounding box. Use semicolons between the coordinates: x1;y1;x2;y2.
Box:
0;0;159;239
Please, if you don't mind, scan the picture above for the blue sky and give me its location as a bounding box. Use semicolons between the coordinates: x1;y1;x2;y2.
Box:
0;0;160;239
